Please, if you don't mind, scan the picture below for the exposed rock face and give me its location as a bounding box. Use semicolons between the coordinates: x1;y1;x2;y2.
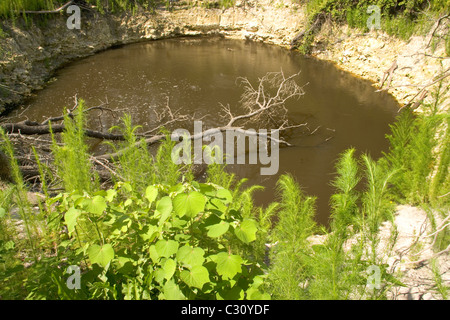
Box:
313;21;450;110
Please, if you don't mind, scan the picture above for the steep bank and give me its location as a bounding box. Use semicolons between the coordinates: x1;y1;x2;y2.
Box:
312;20;450;110
0;0;307;114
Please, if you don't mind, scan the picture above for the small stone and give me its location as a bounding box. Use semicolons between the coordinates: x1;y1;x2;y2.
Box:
422;293;433;300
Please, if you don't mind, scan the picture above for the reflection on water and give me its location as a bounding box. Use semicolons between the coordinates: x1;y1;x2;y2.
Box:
11;37;399;226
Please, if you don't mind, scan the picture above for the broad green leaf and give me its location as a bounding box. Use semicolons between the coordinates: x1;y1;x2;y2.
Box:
163;258;177;280
0;207;6;218
217;284;245;300
176;245;205;268
124;198;133;207
156;196;173;220
180;265;210;289
163;279;186;300
140;225;158;242
206;221;230;238
86;195;107;216
212;252;243;280
88;244;114;268
115;256;134;275
64;207;81;235
154;267;166;284
169;183;185;194
234;219;258;244
173;191;206;218
155;239;179;258
105;189;117;202
198;183;217;196
206;197;227;213
145;186;158;204
246;275;271;300
149;245;159;263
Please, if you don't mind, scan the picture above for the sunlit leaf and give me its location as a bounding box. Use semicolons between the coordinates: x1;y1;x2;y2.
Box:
64;207;81;235
155;239;179;258
234;219;258;244
105;189;117;202
145;186;158;204
163;258;177;280
180;265;210;289
156;196;173;221
163;279;186;300
176;245;205;268
215;188;233;204
206;221;230;238
86;195;107;216
212;252;243;280
173;191;206;218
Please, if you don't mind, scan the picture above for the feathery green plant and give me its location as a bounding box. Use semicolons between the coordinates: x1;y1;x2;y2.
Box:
154;131;182;186
384;88;449;206
329;148;361;235
50;100;98;193
267;174;316;299
0;128;40;259
108;114;156;193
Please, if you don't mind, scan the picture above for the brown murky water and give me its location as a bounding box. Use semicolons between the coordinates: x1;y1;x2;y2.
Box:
9;37;399;225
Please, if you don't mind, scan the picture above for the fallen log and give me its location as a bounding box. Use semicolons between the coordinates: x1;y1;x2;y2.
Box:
1;120;125;141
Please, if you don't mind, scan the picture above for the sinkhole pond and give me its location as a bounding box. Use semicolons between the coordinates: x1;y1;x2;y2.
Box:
11;37;400;225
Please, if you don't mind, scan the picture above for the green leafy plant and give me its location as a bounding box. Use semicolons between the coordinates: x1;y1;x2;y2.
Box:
45;180;270;300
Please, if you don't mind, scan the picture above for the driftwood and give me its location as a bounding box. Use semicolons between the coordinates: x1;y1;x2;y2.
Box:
426;13;450;48
379;60;398;90
397;68;450;112
1;120;125;141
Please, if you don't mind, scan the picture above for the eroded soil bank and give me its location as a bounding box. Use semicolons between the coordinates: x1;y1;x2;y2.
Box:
1;0;449;114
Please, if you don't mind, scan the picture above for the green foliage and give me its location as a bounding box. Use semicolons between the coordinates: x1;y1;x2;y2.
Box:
200;0;235;9
155;131;183;185
108;115;156;193
301;0;450;51
0;0;168;20
38;180;269;300
267;174;316;299
329;148;360;234
384;101;450;206
431;258;448;299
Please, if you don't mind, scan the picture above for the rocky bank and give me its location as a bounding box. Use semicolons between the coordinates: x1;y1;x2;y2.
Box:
1;0;449;114
0;0;448;300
